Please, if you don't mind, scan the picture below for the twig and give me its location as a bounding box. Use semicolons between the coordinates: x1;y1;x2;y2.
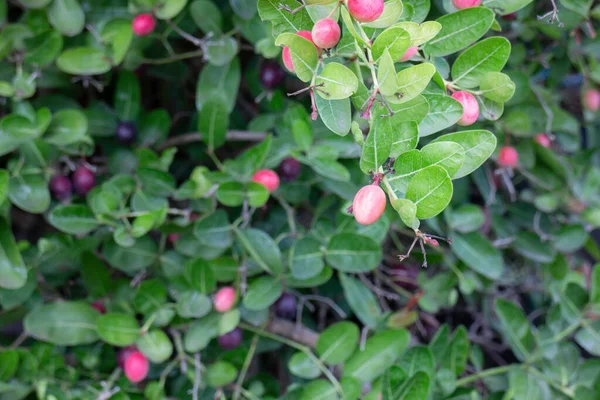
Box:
302;295;347;318
359;326;370;351
233;334;260;400
192;353;201;400
156;130;267;151
537;0;563;27
264;318;319;348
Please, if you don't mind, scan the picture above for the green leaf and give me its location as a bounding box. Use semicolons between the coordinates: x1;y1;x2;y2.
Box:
398;346;434;377
339;272;382;328
392;198;420;229
185;258;217;294
275;33;319;82
360;111;393;174
24;302;99;345
301;379;337;400
196;58;240;113
56;47;112;75
155;0;187;19
287;266;333;288
80;252;111;298
430;130;497;179
198;97;229;152
24;31;63;66
288;352;321;379
377;49;398;97
344;329;410;383
45;109;88;146
0;350;19;381
9;173;50;214
102;236;158;275
114;71;140;121
236;228;283;276
390;63;436;104
47;0;85;37
418;94;462;137
48;204;99;235
0;218;27;290
364;0;403;28
385;95;430;122
138;168;176;197
176;291;212;318
315;96;352;136
193;210;233;249
315;321;359;364
205;36;238;67
326;233;382;273
243;275;283;310
451;232;504;279
451;37;511;88
137;330;173;363
371;26;410;61
97;313;140;346
184;314;220;352
424;8;495;57
405;165;453;219
591;264;600;304
396;21;442;47
190;0;222;33
290;237;324;280
395;371;431;399
316;62;359;100
479;72;516;103
439;326;469;377
484;0;533;14
133;280;167;315
206;361;238;387
101;19;133;65
494;298;536;361
447;204;485;233
258;0;313;37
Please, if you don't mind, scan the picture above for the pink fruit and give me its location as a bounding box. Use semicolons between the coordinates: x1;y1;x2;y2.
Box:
168;233;180;243
214;287;236;313
282;31;318;73
498;146;518;168
252;169;280;193
399;47;418;62
132;13;156;36
352;184;386;225
534;134;551;148
583;89;600;112
91;301;106;314
118;346;137;369
347;0;385;22
124;351;149;383
312;18;341;49
451;91;479;126
452;0;482;9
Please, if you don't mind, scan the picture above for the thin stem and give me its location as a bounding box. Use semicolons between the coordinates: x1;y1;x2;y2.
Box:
455;365;514;386
275;195;297;236
233;334;260;400
141;49;204;65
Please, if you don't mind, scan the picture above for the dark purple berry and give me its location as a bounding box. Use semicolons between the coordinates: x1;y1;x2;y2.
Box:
260;61;285;89
278;158;301;182
72;166;96;196
49;175;72;200
275;293;297;320
217;328;242;350
116;121;137;144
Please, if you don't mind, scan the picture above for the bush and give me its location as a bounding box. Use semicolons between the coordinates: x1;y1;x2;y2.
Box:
0;0;599;399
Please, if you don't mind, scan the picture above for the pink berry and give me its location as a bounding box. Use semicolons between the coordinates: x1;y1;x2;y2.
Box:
124;351;149;383
452;0;482;9
72;166;96;196
352;184;386;225
282;31;318;73
252;169;280;193
132;13;156;36
91;301;106;314
583;89;600;112
347;0;385;22
498;146;518;168
214;287;236;313
534;134;551;148
399;47;418;62
312;18;341;49
168;233;180;243
118;346;137;369
451;91;479;126
49;175;72;200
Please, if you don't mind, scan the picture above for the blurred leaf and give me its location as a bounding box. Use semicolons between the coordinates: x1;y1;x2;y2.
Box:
97;313;140;346
326;233;382;273
243;276;283;310
339;272;382;328
24;302;99;345
0;218;27;290
315;321;359;364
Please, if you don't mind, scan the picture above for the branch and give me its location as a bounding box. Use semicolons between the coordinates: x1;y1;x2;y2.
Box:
265;317;319;348
156;130;268;151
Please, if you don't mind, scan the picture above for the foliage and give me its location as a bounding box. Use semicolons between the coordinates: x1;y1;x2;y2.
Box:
0;0;599;399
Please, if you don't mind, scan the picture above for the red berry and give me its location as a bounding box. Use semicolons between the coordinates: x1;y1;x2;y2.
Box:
352;184;386;225
583;89;600;112
124;351;149;383
132;13;155;36
347;0;385;22
214;287;236;313
252;169;280;193
534;133;551;148
312;18;341;49
118;346;137;369
217;327;242;350
498;146;519;168
278;158;301;182
49;175;72;200
116;121;137;144
452;0;482;9
260;60;286;89
72;166;96;196
451;91;479;126
274;293;297;320
399;47;418;62
502;12;517;20
282;31;318;73
91;301;106;314
168;233;180;243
